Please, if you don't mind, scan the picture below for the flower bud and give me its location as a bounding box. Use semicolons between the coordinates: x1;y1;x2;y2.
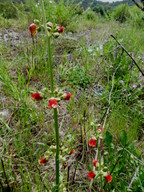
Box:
50;145;56;151
97;129;101;134
41;87;48;93
103;166;108;172
47;22;53;28
34;19;40;25
96;162;99;168
56;97;61;102
54;89;59;94
103;171;108;177
90;122;94;126
61;157;66;163
58;91;64;97
47;26;52;32
53;32;60;38
37;27;42;32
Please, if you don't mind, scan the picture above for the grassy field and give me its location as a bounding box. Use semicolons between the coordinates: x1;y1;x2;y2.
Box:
0;1;144;192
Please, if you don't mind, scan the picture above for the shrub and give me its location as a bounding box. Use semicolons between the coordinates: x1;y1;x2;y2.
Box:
0;2;18;19
112;4;131;23
85;10;96;21
129;6;144;27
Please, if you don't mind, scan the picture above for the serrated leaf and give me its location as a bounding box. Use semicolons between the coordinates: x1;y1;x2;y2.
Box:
120;130;127;146
104;131;113;147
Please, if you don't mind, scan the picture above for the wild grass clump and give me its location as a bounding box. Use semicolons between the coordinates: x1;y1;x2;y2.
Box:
112;4;144;27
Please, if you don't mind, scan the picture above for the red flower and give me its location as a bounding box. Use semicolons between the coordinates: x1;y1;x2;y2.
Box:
69;149;76;155
57;26;64;33
89;138;96;147
31;92;42;101
88;171;96;179
104;174;112;183
38;156;47;165
48;98;58;109
29;23;37;37
93;159;98;167
64;93;72;100
99;126;103;132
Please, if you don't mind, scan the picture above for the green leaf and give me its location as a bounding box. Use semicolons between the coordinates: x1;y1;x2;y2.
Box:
51;185;58;192
104;131;113;147
136;149;141;159
120;130;127;146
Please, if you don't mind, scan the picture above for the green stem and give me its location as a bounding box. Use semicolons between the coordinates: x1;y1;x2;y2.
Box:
41;1;59;190
97;140;103;192
41;0;54;94
47;36;54;94
54;108;59;191
32;37;34;67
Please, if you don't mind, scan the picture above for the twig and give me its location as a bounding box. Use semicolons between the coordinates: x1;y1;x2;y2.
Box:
132;0;144;11
1;159;10;190
82;110;87;162
110;34;144;76
128;167;139;189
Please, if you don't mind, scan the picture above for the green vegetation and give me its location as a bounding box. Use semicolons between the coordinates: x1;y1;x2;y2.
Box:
0;0;144;191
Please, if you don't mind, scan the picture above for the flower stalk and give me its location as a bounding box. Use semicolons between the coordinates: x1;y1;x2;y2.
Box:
41;0;54;94
54;108;59;190
41;0;59;190
97;140;103;192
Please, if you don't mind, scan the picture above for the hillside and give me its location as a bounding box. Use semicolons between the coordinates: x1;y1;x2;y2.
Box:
0;0;135;8
74;0;135;9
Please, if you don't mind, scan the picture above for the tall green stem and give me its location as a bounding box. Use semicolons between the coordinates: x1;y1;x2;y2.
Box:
41;0;54;94
41;0;59;190
54;108;59;190
47;37;54;94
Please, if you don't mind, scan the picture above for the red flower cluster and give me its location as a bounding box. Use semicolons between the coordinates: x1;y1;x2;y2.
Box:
89;138;96;147
29;23;37;37
48;98;59;109
88;171;96;179
93;159;98;167
31;92;42;101
69;149;76;155
104;174;112;183
38;156;47;165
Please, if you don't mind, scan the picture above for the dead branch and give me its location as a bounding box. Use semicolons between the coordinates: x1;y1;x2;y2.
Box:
128;167;139;189
110;34;144;76
132;0;144;11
